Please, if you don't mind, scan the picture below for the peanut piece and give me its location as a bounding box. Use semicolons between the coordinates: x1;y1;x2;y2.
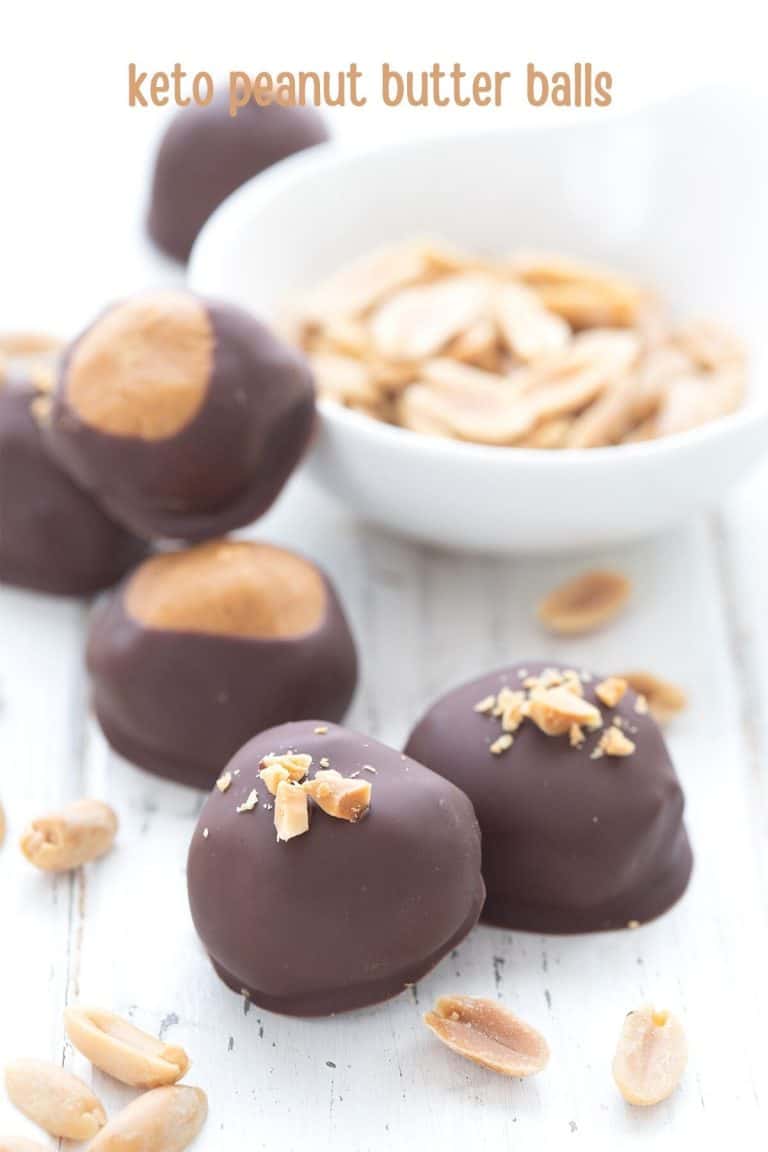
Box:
613;1006;687;1106
303;770;371;822
260;752;311;783
537;569;631;635
597;725;636;757
20;799;117;872
4;1059;106;1140
370;274;492;363
596;677;628;708
424;995;549;1077
88;1085;207;1152
526;686;601;737
63;1005;189;1089
274;781;310;842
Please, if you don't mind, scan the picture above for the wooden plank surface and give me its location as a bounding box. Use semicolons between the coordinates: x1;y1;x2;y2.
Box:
1;467;767;1147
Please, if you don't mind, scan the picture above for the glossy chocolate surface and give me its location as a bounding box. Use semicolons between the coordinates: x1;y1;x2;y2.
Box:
87;551;357;788
148;94;329;262
187;721;485;1015
405;661;693;933
48;297;316;541
0;379;146;595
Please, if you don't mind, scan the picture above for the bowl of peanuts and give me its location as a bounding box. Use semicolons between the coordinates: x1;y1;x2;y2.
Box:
189;88;768;552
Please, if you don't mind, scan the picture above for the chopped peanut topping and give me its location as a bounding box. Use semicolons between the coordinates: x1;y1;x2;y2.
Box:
494;688;526;733
259;764;290;795
489;733;514;756
526;685;602;736
274;781;310;842
236;789;259;813
215;772;232;793
598;726;636;757
596;676;628;708
569;724;585;748
424;995;549;1078
260;752;312;782
473;694;496;715
303;769;372;822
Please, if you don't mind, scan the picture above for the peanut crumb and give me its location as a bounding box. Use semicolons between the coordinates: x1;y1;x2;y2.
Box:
274;781;310;842
314;725;329;734
236;789;259;813
319;757;330;768
598;725;636;757
634;694;649;714
260;752;312;783
596;676;628;708
474;694;497;715
216;772;232;793
490;733;514;756
569;724;585;748
627;919;640;929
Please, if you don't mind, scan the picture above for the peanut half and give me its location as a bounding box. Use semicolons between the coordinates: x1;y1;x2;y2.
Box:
64;1005;190;1089
20;799;117;872
89;1085;207;1152
537;569;632;635
613;1006;687;1106
619;670;687;725
424;995;549;1078
4;1059;106;1140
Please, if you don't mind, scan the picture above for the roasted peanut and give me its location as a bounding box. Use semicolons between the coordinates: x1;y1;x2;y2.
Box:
89;1085;207;1152
4;1059;106;1140
63;1005;189;1089
619;670;687;724
613;1006;687;1106
424;995;549;1077
303;770;371;822
274;780;310;842
20;799;117;872
537;569;631;635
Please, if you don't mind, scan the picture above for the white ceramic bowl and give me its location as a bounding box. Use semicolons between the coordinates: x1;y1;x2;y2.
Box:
189;88;768;553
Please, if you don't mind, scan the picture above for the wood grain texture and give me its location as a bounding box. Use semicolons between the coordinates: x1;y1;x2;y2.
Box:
1;471;767;1148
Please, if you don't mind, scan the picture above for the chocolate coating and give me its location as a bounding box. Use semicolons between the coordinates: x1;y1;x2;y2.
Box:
0;377;146;596
87;544;357;788
148;93;329;262
47;295;316;541
405;662;693;933
187;721;485;1016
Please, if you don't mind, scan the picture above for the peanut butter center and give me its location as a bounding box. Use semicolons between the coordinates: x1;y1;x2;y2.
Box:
66;293;212;439
125;540;327;638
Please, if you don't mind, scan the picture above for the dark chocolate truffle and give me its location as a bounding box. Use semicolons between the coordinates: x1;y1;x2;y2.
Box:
0;336;147;596
148;93;329;262
405;662;693;934
187;721;485;1016
87;540;357;788
47;293;316;541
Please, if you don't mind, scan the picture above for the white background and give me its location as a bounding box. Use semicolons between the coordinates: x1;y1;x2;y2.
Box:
1;3;767;1149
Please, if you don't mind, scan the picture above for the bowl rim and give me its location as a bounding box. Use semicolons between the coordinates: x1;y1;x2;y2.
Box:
188;87;767;472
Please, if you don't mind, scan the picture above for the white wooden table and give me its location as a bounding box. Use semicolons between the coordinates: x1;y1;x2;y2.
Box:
2;461;768;1148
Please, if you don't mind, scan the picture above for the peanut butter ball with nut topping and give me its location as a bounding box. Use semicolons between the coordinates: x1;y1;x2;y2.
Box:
86;540;357;789
405;661;693;933
188;721;485;1016
47;292;316;541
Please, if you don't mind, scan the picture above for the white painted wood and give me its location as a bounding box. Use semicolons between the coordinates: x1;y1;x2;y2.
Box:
2;474;767;1147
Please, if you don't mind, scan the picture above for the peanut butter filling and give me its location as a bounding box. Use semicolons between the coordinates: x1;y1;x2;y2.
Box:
125;541;326;638
65;293;212;439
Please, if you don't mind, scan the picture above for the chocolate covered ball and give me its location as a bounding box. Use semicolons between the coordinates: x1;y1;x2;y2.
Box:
87;540;357;788
47;293;315;541
405;662;693;934
187;721;485;1016
148;93;329;262
0;336;147;596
